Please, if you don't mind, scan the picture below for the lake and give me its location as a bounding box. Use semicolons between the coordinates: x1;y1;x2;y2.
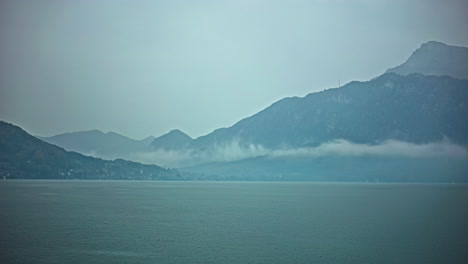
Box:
1;181;467;264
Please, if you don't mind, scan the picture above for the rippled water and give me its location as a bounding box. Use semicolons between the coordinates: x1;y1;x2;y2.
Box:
1;180;467;263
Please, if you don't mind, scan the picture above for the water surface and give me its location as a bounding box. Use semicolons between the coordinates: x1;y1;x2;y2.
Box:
1;181;467;263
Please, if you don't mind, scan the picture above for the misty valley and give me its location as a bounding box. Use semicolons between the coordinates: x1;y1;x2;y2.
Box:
2;41;468;183
1;39;468;264
1;2;468;263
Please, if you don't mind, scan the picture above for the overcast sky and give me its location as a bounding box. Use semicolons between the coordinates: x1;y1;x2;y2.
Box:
1;0;467;139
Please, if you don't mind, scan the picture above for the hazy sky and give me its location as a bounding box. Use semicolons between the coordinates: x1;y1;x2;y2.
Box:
1;0;467;139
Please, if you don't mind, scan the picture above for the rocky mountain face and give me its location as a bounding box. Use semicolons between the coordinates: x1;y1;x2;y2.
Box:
386;41;468;79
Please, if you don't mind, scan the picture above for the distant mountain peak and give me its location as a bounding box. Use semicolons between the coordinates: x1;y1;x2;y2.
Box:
40;129;151;160
386;41;468;79
187;73;468;151
420;40;447;47
141;135;155;141
168;129;190;136
150;129;192;151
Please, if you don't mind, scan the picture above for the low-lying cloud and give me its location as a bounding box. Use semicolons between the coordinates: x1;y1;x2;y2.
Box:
126;139;468;168
269;139;468;159
128;140;268;168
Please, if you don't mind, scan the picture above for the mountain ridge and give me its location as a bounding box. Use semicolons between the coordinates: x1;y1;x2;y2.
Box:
31;41;468;174
187;73;468;153
150;129;192;151
386;41;468;79
40;129;154;160
0;121;180;180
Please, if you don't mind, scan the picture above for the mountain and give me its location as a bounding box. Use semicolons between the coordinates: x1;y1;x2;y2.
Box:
40;130;153;160
182;155;468;183
180;41;468;180
0;121;180;180
28;41;468;180
386;41;468;79
187;73;468;153
141;136;156;146
150;129;192;151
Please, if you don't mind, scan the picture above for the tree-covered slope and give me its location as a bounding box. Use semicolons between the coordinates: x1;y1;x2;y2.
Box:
0;121;180;180
189;73;468;151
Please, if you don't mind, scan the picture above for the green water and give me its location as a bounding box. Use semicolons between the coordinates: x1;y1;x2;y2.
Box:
1;181;467;264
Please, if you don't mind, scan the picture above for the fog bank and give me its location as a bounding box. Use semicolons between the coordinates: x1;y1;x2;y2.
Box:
128;139;468;168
